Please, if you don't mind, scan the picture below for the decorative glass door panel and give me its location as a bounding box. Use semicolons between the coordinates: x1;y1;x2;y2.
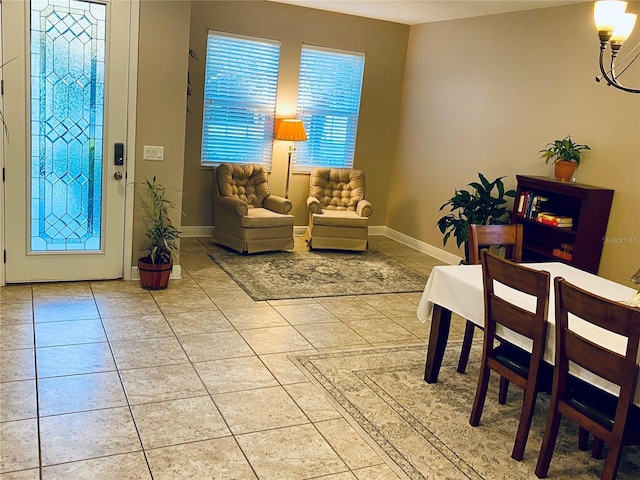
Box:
31;0;106;252
3;0;133;282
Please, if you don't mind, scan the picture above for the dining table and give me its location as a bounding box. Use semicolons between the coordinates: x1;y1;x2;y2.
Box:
416;261;640;404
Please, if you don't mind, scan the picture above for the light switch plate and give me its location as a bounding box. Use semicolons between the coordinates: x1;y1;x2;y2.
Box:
143;145;164;161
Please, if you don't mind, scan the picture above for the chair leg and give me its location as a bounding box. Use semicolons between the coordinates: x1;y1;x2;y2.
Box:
457;320;475;373
498;376;509;405
469;363;491;427
578;427;589;451
592;436;604;459
511;387;538;461
535;408;563;478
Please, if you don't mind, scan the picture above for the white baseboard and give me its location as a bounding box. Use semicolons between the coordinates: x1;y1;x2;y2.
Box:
375;226;462;266
177;224;461;266
130;264;182;281
180;225;214;238
183;225;308;237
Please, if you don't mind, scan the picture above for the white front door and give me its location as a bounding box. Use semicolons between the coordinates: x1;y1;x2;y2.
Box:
3;0;134;282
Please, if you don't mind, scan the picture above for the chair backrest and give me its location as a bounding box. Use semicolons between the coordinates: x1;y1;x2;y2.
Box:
468;224;523;265
481;250;550;361
553;277;640;430
216;163;270;208
309;168;365;211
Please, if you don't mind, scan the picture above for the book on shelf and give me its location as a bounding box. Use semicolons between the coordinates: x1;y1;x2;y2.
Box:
537;212;573;224
552;248;573;261
560;243;574;253
516;192;549;219
537;217;573;228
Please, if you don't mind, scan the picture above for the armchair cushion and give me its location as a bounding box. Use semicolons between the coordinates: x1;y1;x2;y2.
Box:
310;209;369;228
309;168;365;211
240;208;294;228
216;163;269;208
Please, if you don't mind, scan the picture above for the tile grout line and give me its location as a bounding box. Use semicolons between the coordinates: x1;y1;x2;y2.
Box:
30;284;45;480
91;281;156;480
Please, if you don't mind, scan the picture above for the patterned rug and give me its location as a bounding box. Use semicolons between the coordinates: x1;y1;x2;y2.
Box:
293;343;640;480
207;248;428;301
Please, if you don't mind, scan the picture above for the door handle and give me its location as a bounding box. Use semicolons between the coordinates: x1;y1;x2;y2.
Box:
114;171;123;180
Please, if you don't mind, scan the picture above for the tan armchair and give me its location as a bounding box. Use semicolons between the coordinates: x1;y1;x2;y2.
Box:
213;163;294;254
304;168;373;251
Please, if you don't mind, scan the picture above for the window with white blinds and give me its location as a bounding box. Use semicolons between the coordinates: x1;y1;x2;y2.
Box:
295;46;365;171
201;32;280;167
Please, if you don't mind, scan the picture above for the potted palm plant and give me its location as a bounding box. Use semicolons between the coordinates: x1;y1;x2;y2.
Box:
138;177;180;289
539;135;590;182
437;173;516;260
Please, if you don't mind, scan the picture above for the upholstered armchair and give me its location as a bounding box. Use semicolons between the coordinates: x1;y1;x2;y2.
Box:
304;168;373;251
213;163;294;254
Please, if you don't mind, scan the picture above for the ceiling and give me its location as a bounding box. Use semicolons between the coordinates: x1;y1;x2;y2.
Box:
267;1;588;25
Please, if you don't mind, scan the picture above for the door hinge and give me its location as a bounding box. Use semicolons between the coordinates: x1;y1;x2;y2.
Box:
3;250;6;264
1;79;4;96
2;167;4;182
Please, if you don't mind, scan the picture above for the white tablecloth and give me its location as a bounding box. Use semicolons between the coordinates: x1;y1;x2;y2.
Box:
417;262;640;403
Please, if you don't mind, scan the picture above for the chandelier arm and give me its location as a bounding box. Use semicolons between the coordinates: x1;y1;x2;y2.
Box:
611;49;640;78
598;43;617;85
597;43;640;94
612;39;640;67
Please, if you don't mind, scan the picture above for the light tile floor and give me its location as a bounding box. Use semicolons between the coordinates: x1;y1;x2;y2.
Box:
0;236;462;479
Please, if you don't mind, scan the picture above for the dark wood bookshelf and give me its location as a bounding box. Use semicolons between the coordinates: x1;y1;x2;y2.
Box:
511;175;613;274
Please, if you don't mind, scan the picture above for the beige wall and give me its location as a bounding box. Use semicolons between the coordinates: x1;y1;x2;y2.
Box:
133;1;191;267
182;0;409;226
387;2;640;284
135;1;639;285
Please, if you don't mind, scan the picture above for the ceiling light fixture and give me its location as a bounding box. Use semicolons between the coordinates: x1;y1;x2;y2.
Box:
594;1;640;93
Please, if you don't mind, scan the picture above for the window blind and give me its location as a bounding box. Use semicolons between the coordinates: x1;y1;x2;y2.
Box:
201;32;280;167
295;46;365;171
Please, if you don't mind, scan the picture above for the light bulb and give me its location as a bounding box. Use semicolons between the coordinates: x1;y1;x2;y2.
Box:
594;0;628;33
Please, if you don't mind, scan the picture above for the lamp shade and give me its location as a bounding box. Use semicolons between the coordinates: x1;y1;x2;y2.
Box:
594;1;628;32
275;119;307;142
611;12;637;42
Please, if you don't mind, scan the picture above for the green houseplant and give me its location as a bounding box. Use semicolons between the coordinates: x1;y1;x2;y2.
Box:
437;173;516;257
539;135;590;182
138;177;180;289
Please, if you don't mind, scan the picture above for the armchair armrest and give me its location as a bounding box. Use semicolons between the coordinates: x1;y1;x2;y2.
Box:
217;196;248;217
356;199;373;217
263;195;292;215
307;196;322;214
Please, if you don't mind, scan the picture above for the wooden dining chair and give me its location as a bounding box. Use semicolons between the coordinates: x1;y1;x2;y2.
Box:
457;223;524;374
469;250;551;461
535;278;640;480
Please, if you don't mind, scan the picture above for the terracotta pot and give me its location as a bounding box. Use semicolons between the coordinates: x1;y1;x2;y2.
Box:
554;161;577;182
138;257;172;290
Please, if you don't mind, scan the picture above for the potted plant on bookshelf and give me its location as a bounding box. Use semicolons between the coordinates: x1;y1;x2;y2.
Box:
138;177;180;290
437;173;516;260
539;135;590;182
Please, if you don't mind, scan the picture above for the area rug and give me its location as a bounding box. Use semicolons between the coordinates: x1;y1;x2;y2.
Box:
207;248;428;301
293;343;640;480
